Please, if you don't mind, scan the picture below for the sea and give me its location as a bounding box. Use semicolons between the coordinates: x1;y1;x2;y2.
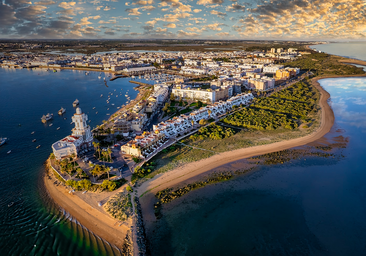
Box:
148;77;366;255
0;67;149;255
310;42;366;63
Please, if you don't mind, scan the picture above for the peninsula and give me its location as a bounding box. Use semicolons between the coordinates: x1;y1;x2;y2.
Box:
38;44;365;255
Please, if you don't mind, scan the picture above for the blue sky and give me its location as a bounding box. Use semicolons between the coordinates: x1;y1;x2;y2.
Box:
1;0;365;39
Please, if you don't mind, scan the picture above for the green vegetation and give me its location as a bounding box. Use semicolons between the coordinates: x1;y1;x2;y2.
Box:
189;124;235;141
223;80;318;131
250;148;336;165
286;52;365;76
223;108;297;130
104;191;133;221
66;179;92;191
131;161;158;183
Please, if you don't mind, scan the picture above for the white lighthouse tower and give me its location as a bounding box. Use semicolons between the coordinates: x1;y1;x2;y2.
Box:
52;107;93;160
72;107;92;142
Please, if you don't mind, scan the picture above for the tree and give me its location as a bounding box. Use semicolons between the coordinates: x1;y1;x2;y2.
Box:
91;164;101;181
199;119;208;126
197;101;203;108
126;185;133;192
78;179;92;190
107;147;112;162
170;93;175;101
162;102;170;112
105;166;111;180
49;153;56;160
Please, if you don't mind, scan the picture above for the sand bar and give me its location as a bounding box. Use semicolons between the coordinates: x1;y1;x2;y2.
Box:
43;171;129;249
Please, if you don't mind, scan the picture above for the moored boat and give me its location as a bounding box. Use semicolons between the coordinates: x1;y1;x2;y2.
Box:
36;145;41;149
73;99;79;107
41;113;53;123
58;107;66;115
32;139;36;142
0;137;7;146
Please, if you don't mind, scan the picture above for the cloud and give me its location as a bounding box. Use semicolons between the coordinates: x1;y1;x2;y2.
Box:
164;23;176;28
193;9;202;13
58;2;76;9
126;7;142;15
226;3;245;12
132;0;154;5
34;0;56;5
177;30;199;37
210;10;226;17
204;23;223;31
197;0;223;6
216;32;230;36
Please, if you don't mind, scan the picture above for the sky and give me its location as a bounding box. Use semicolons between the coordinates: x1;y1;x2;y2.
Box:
0;0;366;40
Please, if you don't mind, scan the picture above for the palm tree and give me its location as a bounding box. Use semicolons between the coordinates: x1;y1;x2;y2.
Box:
105;166;111;180
107;147;112;162
71;153;76;168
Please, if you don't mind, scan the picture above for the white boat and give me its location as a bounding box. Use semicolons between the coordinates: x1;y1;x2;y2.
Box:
49;123;53;127
58;107;66;115
73;99;79;107
57;127;60;130
100;94;103;97
36;145;41;149
93;107;96;109
32;139;36;142
41;113;53;123
98;75;101;79
111;103;115;106
0;137;7;146
31;131;35;135
7;150;11;154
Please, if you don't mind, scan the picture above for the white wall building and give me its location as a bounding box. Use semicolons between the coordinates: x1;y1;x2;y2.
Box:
52;107;93;160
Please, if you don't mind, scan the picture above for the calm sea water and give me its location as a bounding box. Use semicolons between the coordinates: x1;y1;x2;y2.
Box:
310;42;366;61
0;68;142;255
149;77;366;256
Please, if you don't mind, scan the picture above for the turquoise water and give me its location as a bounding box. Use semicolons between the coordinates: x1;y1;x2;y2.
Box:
310;42;366;61
149;78;366;255
0;68;142;255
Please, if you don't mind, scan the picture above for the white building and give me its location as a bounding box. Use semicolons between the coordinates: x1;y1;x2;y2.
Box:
263;65;284;74
52;107;93;160
153;93;254;138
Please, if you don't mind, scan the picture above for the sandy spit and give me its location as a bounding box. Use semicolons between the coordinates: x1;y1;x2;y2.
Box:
43;172;129;249
137;76;342;223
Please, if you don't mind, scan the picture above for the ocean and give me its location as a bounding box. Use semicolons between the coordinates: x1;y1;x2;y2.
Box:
148;77;366;256
310;42;366;62
0;67;143;255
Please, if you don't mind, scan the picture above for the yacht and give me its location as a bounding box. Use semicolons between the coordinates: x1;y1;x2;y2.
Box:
93;107;96;109
31;131;35;134
32;139;36;142
73;99;79;107
58;107;66;115
36;145;41;149
100;94;103;97
7;150;11;154
57;127;60;130
41;113;53;123
49;123;53;127
0;137;7;146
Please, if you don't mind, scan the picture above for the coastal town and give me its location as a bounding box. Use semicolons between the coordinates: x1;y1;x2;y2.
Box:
9;47;305;182
4;44;363;256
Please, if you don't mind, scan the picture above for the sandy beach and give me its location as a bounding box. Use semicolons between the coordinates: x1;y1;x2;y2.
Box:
43;169;129;249
137;76;338;223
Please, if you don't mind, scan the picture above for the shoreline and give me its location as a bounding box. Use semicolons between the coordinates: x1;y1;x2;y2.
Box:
43;162;130;250
137;75;338;224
